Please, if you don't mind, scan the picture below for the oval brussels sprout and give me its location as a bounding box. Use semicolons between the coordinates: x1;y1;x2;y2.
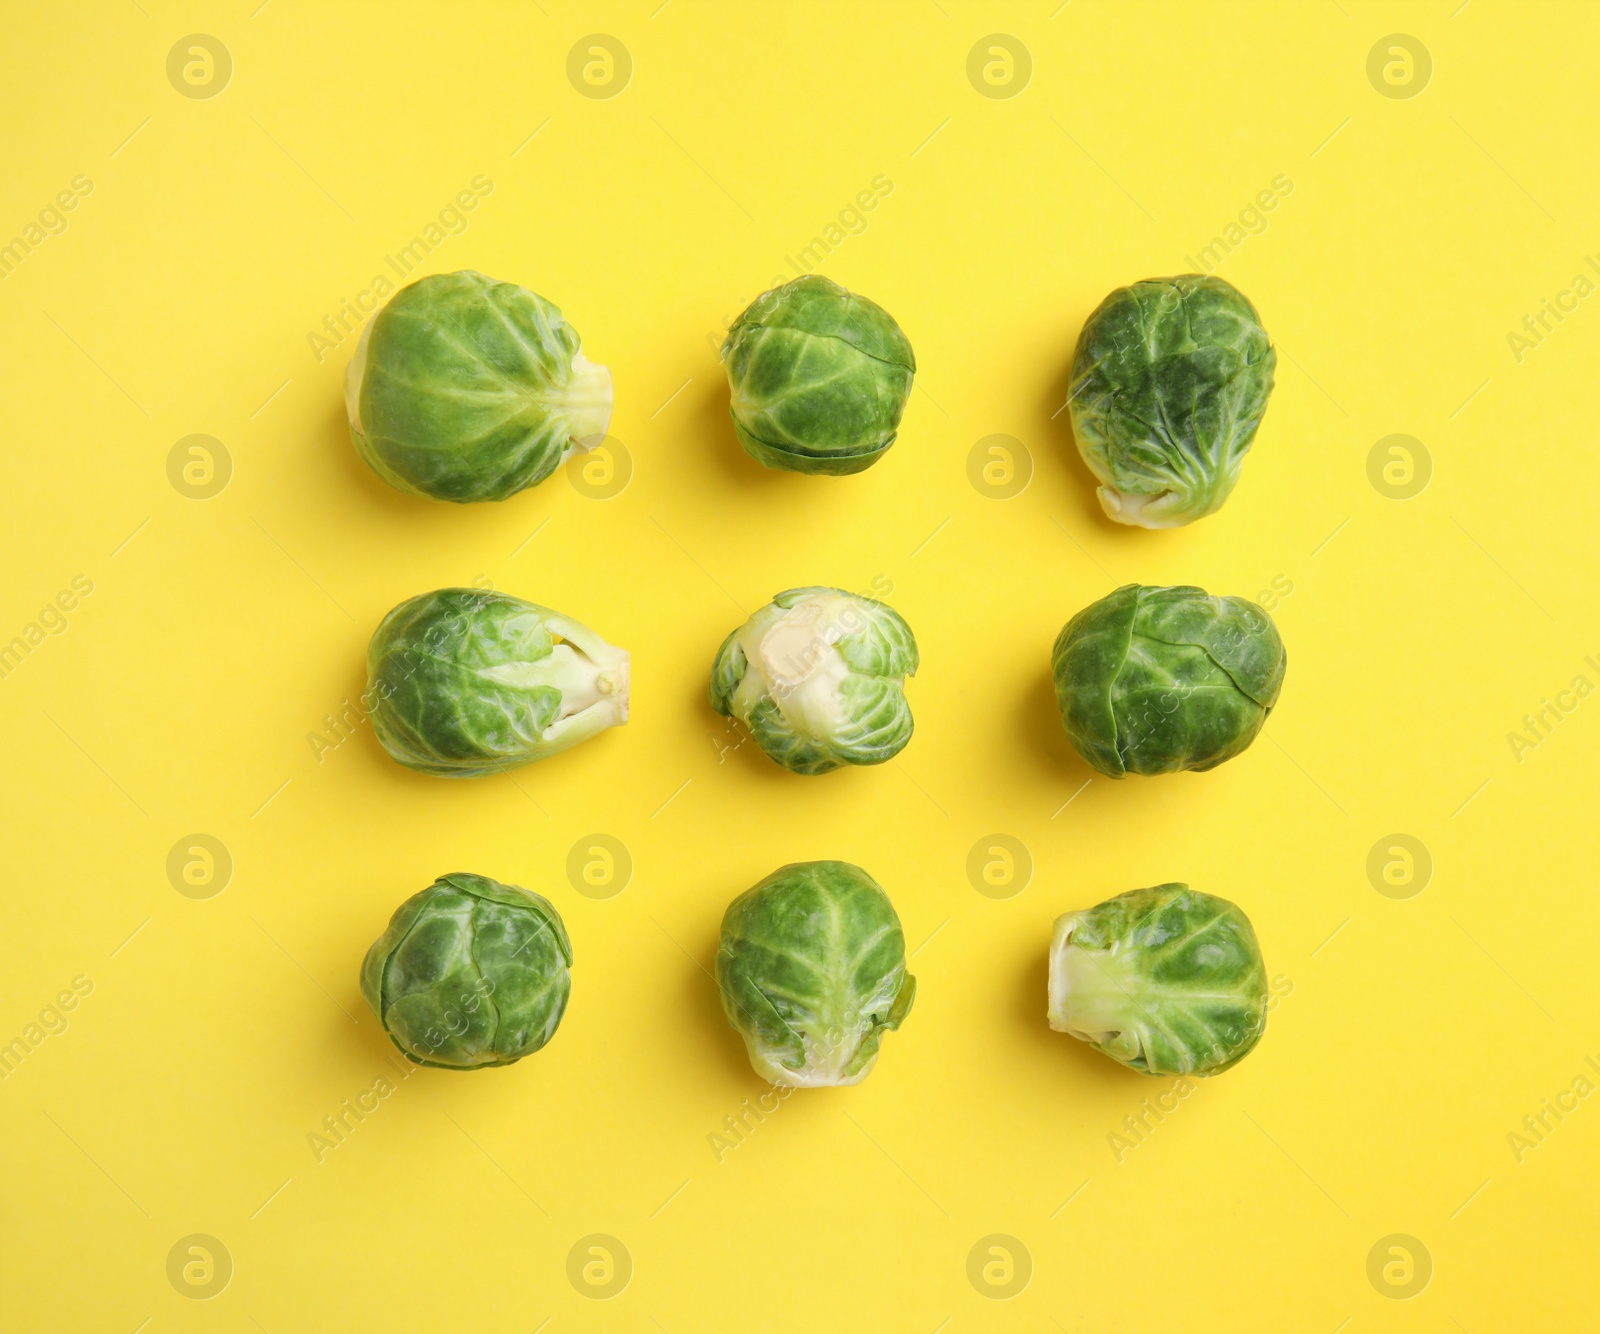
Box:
1069;274;1275;527
1048;884;1267;1077
1052;584;1284;777
709;586;917;775
345;270;612;502
367;588;628;777
721;275;915;475
361;872;573;1069
716;861;916;1087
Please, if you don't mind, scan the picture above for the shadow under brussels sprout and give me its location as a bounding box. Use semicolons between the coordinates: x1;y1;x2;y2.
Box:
688;375;819;494
1012;944;1117;1088
1017;664;1094;781
1042;340;1130;537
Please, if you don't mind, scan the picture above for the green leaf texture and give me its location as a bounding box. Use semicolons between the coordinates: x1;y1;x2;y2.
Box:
1052;584;1285;777
367;587;628;777
1069;274;1274;526
716;861;915;1087
1048;883;1268;1077
348;270;611;502
708;587;917;775
360;872;573;1069
721;275;914;475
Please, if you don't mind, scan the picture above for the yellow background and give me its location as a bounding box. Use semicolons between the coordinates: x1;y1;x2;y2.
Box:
2;2;1594;1329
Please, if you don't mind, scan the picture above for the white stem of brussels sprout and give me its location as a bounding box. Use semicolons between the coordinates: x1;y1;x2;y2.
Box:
1047;914;1137;1042
540;614;629;721
744;1027;876;1088
748;600;850;737
563;350;614;452
474;617;629;762
529;645;629;759
1098;485;1190;529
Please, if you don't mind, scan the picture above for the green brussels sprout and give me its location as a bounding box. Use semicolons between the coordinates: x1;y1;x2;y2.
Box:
721;275;915;475
367;588;628;777
1048;884;1267;1076
345;270;612;502
1069;274;1275;527
709;586;917;775
1052;584;1284;777
716;861;916;1087
361;872;573;1069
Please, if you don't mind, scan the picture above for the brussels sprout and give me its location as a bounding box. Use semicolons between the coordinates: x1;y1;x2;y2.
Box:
1069;275;1275;527
709;586;917;775
361;872;572;1069
1052;584;1284;777
716;861;916;1087
367;588;628;777
345;270;612;502
1048;884;1267;1076
721;275;915;475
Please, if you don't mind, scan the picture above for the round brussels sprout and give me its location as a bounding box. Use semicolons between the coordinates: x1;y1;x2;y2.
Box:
367;588;628;777
1069;274;1275;527
345;270;612;502
1048;883;1268;1076
721;275;915;474
1052;583;1284;777
361;872;573;1069
709;586;917;775
716;861;916;1087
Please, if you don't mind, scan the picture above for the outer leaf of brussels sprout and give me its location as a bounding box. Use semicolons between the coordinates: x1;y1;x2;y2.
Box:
1048;884;1267;1076
360;872;573;1069
1052;584;1284;777
708;587;917;774
716;861;915;1087
721;275;915;475
1069;275;1274;527
367;588;628;777
346;270;612;503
